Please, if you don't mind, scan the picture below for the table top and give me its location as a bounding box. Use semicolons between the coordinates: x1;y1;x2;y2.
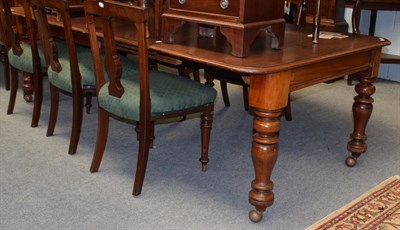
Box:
150;23;390;75
12;6;390;75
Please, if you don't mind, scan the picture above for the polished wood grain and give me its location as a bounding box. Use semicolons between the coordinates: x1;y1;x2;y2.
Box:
150;23;390;222
162;0;286;57
101;21;390;221
11;6;391;222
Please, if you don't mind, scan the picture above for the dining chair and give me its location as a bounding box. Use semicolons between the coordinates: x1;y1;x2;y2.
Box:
0;24;10;91
0;0;47;127
84;0;217;196
29;0;101;154
0;17;10;91
31;0;163;155
204;66;292;121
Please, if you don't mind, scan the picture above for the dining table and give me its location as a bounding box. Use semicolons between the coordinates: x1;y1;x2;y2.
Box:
11;6;391;222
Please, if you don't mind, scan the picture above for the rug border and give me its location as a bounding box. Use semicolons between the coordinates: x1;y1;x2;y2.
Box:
306;175;400;230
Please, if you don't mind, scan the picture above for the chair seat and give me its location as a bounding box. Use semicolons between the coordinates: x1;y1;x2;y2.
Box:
48;45;139;93
7;40;55;73
98;70;217;121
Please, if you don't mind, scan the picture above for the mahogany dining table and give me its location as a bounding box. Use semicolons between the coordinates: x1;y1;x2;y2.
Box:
11;6;391;222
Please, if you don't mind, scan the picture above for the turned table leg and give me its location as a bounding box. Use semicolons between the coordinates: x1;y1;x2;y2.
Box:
248;109;281;222
22;72;34;102
346;69;376;167
247;72;290;222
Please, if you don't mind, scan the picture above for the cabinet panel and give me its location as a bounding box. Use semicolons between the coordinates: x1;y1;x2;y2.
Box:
169;0;240;17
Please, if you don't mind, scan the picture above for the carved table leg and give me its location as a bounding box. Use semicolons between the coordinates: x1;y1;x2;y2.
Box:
248;109;281;222
346;70;376;167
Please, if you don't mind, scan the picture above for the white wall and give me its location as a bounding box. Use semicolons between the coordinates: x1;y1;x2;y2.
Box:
344;9;400;82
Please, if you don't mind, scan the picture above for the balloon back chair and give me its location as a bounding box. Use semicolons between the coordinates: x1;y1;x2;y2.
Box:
84;0;217;195
0;0;47;127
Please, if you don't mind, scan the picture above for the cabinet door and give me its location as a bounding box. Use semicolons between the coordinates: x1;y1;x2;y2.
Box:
305;0;348;32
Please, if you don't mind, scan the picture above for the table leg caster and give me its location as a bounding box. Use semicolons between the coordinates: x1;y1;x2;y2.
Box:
23;93;32;103
345;156;357;167
249;210;263;223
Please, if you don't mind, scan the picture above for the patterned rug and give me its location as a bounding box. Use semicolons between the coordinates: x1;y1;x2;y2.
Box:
307;175;400;230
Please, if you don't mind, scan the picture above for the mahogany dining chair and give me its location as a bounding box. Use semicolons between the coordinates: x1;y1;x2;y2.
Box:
29;0;120;154
0;0;47;127
84;0;217;195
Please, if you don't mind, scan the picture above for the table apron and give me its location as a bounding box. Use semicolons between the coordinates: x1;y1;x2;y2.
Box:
289;50;374;91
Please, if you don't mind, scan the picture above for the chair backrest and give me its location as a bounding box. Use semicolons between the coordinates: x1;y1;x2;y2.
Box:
0;1;6;47
84;0;151;121
0;0;42;73
0;0;19;52
30;0;83;87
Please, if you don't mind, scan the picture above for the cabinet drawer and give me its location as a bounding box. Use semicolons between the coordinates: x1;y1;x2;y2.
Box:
169;0;240;17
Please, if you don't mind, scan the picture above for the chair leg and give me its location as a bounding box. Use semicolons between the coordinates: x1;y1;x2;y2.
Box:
192;68;200;82
6;67;18;115
347;74;354;85
68;90;84;154
132;119;153;196
242;85;249;111
220;81;231;107
178;66;190;78
204;72;215;87
85;92;92;114
199;104;214;172
46;84;59;137
135;121;155;148
284;93;292;121
1;45;10;91
31;72;43;127
90;107;110;173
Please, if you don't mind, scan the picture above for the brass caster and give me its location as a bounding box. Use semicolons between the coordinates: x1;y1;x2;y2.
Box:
345;156;357;167
24;94;32;103
249;210;263;223
201;164;207;172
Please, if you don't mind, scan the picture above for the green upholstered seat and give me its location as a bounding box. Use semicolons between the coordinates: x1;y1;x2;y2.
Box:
47;45;139;93
7;41;53;74
98;70;217;121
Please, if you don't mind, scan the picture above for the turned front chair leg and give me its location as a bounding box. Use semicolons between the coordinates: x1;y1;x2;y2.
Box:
199;104;214;172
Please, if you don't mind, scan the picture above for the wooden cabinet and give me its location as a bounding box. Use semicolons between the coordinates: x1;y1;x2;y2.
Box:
287;0;348;32
305;0;348;32
161;0;286;57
